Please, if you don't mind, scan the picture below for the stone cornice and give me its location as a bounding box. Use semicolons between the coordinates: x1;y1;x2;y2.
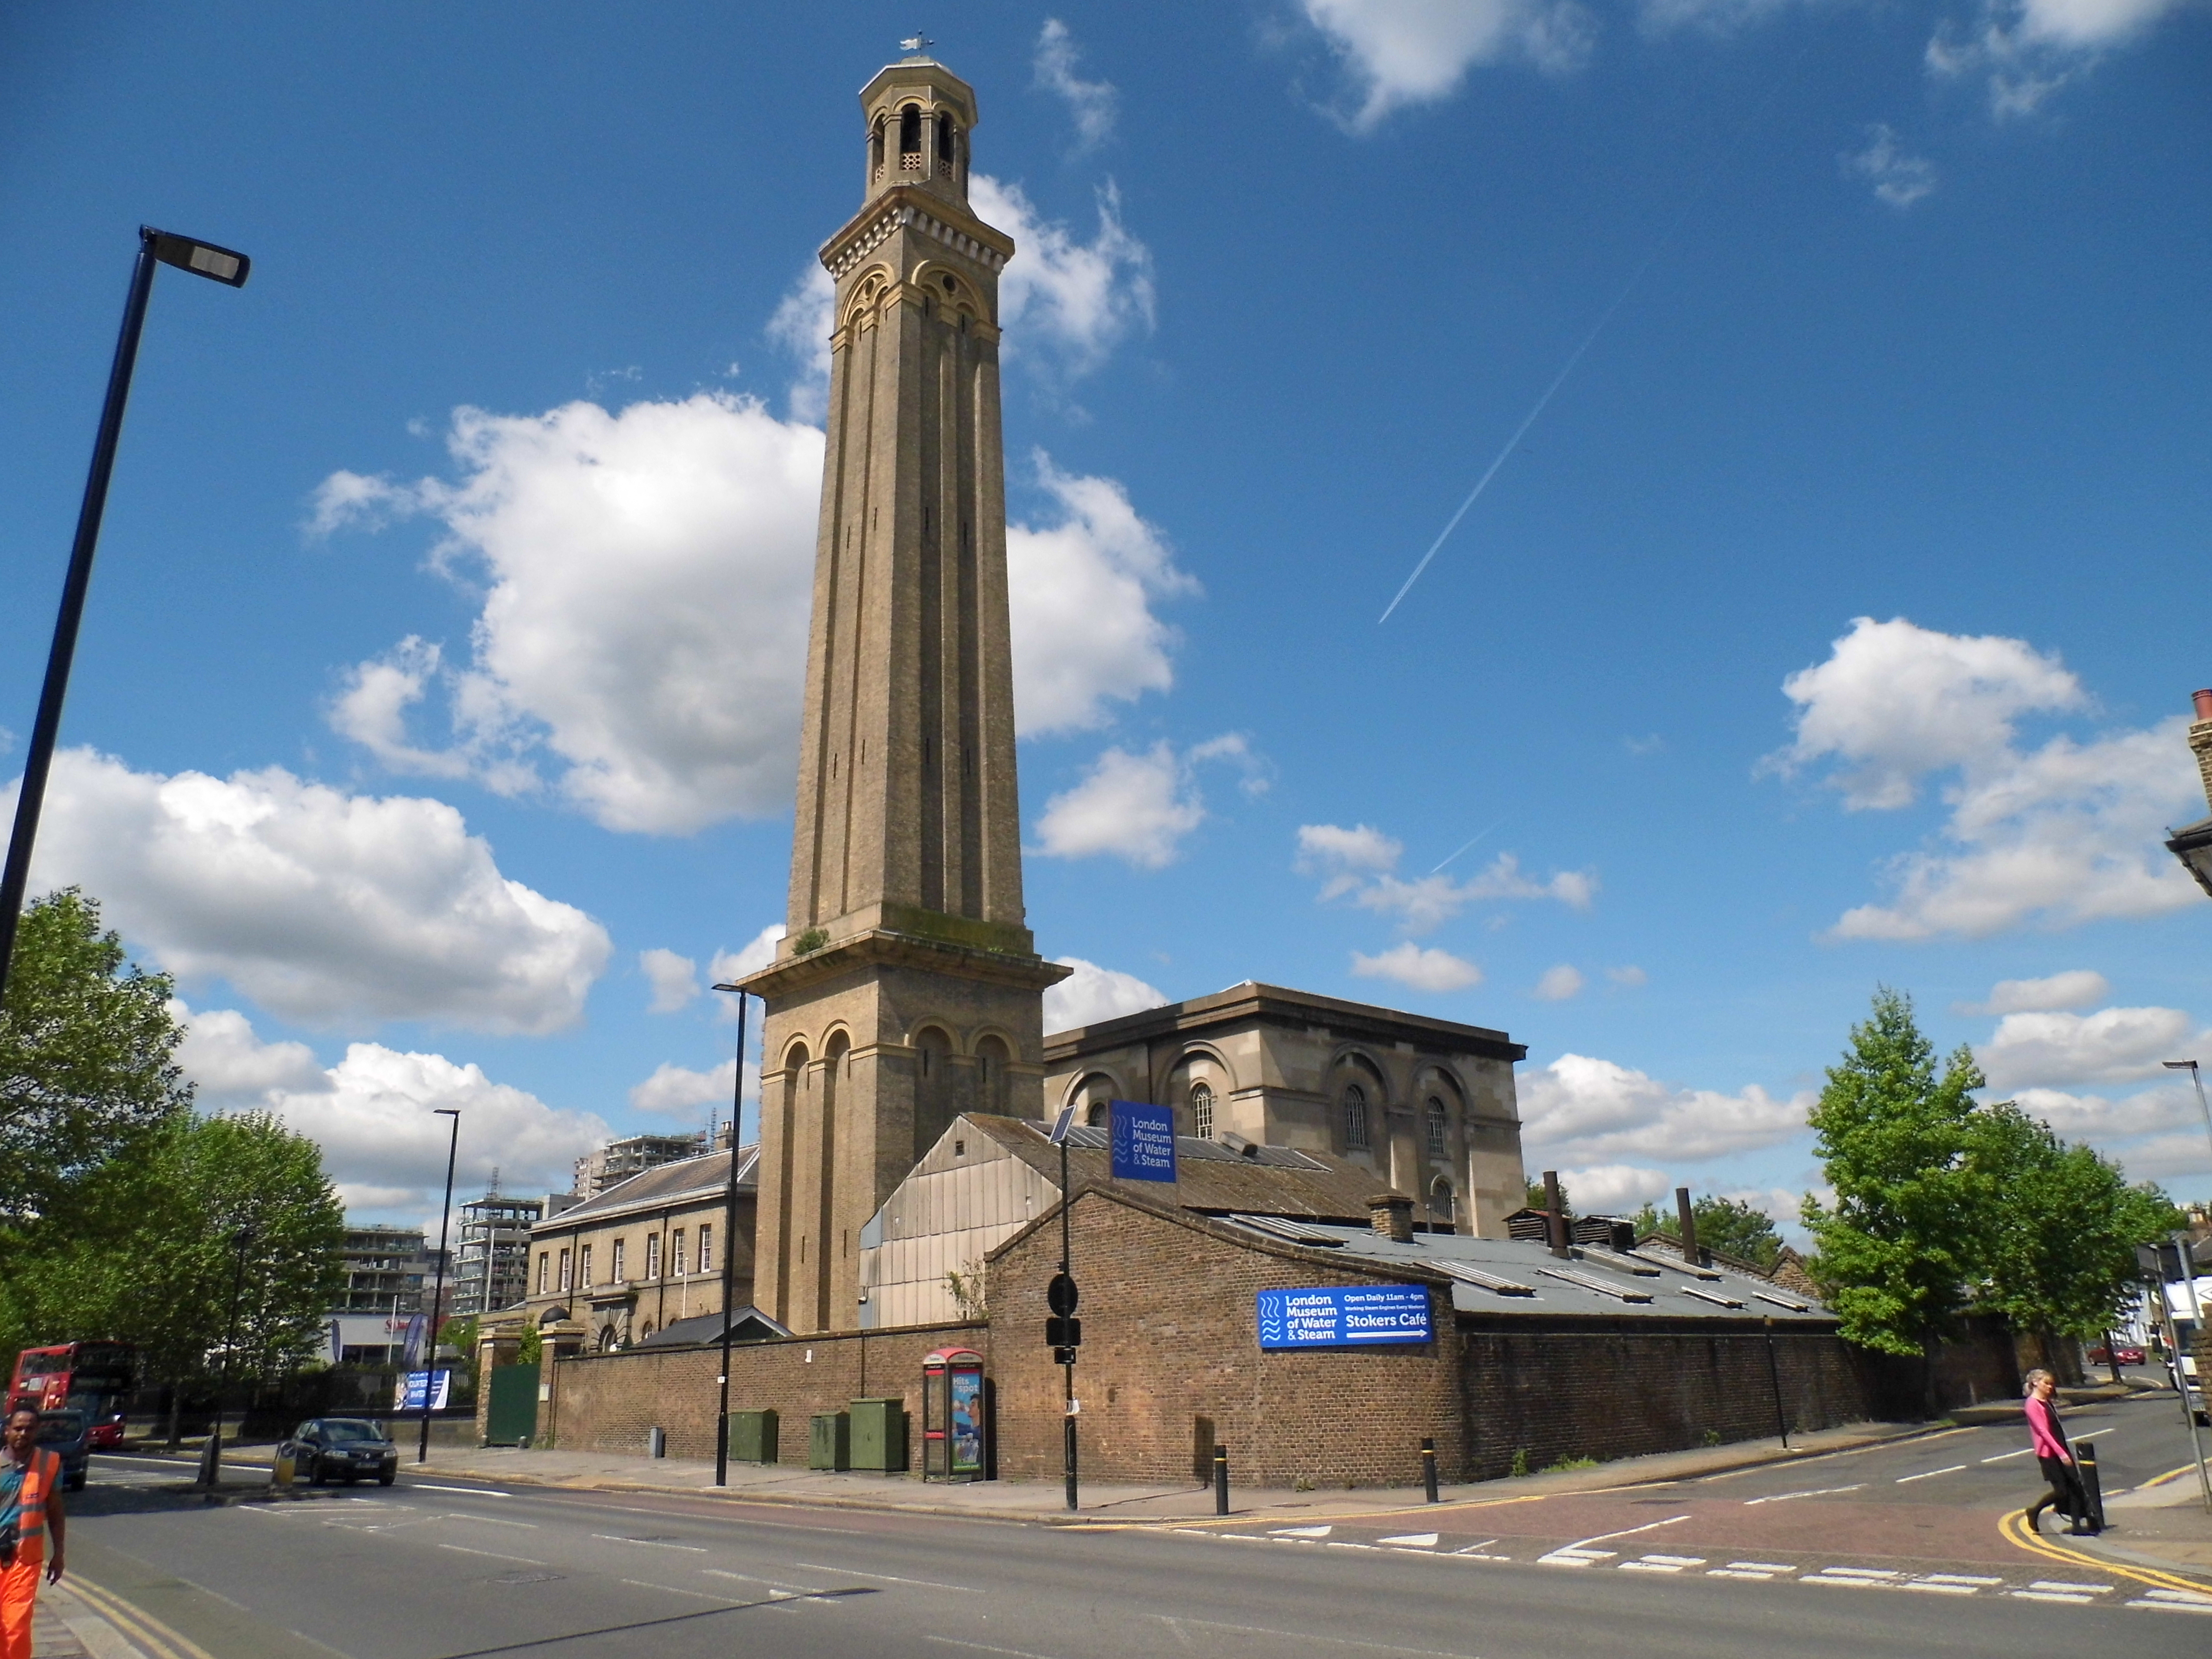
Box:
820;187;1014;280
740;926;1071;1001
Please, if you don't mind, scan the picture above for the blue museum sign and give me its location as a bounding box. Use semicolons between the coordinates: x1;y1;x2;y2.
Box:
1109;1099;1178;1182
1256;1285;1433;1350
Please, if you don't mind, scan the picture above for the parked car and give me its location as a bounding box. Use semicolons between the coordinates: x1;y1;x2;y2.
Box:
36;1409;89;1491
279;1418;399;1485
2088;1343;2147;1366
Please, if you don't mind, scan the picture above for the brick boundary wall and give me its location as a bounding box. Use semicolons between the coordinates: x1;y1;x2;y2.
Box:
546;1320;984;1465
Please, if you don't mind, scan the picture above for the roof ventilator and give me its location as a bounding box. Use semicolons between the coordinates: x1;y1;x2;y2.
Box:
1536;1267;1656;1304
1433;1260;1536;1297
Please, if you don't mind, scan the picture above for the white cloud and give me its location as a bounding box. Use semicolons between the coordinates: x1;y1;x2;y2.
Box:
639;949;699;1014
173;1004;610;1221
1956;969;2110;1015
12;750;609;1034
766;266;835;422
629;1058;748;1117
1044;957;1167;1032
2007;1083;2212;1183
1976;1004;2199;1092
1008;453;1198;735
1352;942;1484;994
709;924;785;987
970;174;1155;381
1034;18;1118;147
1606;965;1648;987
1300;0;1595;131
317;395;823;836
1554;1164;1675;1215
1842;124;1938;208
1297;824;1597;933
1775;617;2204;939
322;413;1190;835
1926;0;2193;117
1520;1053;1813;1166
1034;736;1257;868
1533;964;1585;1001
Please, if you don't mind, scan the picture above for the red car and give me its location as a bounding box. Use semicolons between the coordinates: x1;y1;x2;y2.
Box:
2088;1343;2146;1366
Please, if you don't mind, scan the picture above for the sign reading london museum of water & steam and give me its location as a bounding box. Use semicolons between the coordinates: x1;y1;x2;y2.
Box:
1255;1285;1432;1350
1108;1099;1177;1182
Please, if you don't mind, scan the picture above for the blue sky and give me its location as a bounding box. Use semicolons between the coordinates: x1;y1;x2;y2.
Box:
4;2;2209;1232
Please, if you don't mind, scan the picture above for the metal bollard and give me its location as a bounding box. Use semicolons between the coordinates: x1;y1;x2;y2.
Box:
2077;1443;2107;1532
1421;1436;1439;1504
1213;1443;1230;1515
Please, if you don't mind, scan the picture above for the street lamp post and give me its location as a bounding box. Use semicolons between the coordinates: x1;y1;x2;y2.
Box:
708;982;750;1486
2162;1061;2212;1175
198;1225;256;1490
0;227;250;1004
418;1108;461;1464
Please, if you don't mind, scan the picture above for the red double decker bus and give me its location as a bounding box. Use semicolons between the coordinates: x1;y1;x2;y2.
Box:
10;1342;136;1448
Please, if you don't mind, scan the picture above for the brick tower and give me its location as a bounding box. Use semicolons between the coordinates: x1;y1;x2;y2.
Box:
742;51;1069;1335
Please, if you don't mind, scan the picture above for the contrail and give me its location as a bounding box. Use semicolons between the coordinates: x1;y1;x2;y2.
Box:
1375;51;1806;627
1428;817;1504;877
1376;243;1669;626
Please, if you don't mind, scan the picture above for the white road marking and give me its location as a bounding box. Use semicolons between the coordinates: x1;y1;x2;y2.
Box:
925;1637;1065;1659
618;1579;739;1601
1744;1484;1866;1505
703;1569;826;1595
589;1534;708;1552
436;1544;547;1566
1895;1581;1978;1595
1378;1534;1440;1547
1558;1515;1690;1552
1896;1464;1969;1483
412;1482;514;1497
792;1563;983;1593
2011;1590;2093;1604
2028;1581;2112;1594
1269;1525;1334;1538
1637;1554;1707;1567
1815;1567;1900;1579
1152;1614;1476;1659
1707;1570;1779;1581
440;1512;536;1528
1445;1539;1498;1555
1982;1448;2033;1463
2128;1599;2212;1614
2139;1588;2212;1605
1921;1575;2002;1586
1725;1562;1797;1573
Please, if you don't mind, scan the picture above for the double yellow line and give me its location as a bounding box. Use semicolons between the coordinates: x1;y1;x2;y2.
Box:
58;1574;218;1659
1999;1500;2212;1599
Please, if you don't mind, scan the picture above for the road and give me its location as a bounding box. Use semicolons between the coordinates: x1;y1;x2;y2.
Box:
60;1396;2211;1658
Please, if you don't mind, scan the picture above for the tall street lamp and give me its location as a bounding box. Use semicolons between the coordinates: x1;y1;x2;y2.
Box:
198;1224;257;1489
709;982;750;1487
0;227;250;1003
419;1108;461;1464
2163;1061;2212;1175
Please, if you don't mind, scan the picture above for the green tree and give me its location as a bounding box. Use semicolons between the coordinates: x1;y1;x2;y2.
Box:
1802;988;1988;1376
1525;1176;1570;1215
1630;1195;1784;1272
1968;1102;2181;1356
0;889;191;1226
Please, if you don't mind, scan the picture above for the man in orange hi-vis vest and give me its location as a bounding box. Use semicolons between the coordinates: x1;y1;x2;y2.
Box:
0;1406;66;1659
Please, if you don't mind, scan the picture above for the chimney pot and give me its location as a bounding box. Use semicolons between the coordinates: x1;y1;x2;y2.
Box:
1675;1185;1701;1267
1368;1192;1416;1243
2194;689;2212;724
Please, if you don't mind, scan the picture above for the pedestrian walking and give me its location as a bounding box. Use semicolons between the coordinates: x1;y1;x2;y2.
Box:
0;1406;66;1659
2021;1369;2095;1536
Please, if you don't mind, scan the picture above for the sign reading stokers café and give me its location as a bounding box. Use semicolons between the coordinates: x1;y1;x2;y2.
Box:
1255;1285;1432;1350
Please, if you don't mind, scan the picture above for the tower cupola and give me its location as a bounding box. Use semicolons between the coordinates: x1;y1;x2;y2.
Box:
860;49;977;209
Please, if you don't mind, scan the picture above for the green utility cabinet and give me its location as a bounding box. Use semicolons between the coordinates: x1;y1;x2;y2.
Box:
807;1411;851;1471
729;1409;778;1465
848;1398;908;1472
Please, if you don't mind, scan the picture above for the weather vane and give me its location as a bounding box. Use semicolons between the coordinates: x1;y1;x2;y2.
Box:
901;32;933;54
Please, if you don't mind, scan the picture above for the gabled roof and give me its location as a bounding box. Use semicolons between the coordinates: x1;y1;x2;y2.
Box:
955;1113;1436;1226
633;1306;790;1349
536;1145;758;1230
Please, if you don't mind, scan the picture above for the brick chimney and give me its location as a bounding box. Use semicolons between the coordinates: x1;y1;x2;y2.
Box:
2191;689;2212;814
1368;1193;1415;1243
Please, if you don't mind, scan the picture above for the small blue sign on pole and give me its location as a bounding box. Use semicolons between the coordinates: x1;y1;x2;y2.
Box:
1109;1099;1178;1183
1256;1285;1432;1349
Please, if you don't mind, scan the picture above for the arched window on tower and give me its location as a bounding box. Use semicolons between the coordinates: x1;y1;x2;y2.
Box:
1342;1084;1370;1152
938;115;956;164
1425;1096;1449;1156
1190;1082;1214;1142
871;116;886;182
899;105;923;170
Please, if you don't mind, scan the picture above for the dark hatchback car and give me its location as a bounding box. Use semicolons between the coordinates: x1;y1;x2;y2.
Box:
36;1409;90;1491
280;1418;399;1485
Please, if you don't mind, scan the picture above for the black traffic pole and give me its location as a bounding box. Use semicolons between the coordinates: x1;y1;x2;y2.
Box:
0;228;248;1005
1421;1436;1439;1503
1060;1125;1078;1512
709;984;750;1485
418;1108;460;1464
1213;1442;1229;1515
199;1225;254;1489
1763;1316;1791;1450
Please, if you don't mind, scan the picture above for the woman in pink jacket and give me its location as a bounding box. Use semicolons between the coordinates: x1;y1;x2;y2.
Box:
2022;1369;2095;1536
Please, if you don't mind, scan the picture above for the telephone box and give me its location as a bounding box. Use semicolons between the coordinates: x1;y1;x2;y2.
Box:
922;1348;986;1482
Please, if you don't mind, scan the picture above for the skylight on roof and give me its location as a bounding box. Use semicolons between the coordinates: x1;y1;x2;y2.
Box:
1536;1267;1655;1304
1227;1213;1342;1247
1434;1261;1535;1296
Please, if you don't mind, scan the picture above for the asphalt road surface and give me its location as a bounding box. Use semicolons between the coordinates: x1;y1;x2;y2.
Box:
62;1397;2212;1658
